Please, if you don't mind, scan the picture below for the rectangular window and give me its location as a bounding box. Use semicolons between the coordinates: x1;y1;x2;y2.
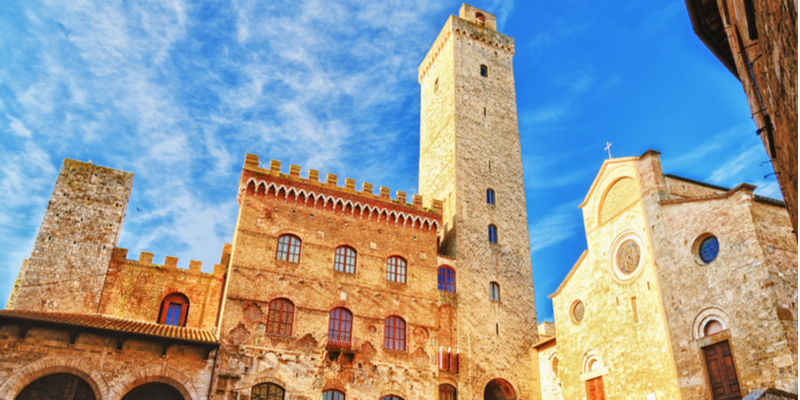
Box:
632;297;640;324
166;303;182;326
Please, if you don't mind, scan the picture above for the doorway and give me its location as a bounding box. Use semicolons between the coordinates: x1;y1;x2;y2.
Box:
704;340;742;400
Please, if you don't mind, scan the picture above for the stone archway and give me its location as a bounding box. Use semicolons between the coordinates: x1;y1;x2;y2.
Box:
484;378;516;400
0;356;109;400
122;382;185;400
109;367;198;400
15;373;96;400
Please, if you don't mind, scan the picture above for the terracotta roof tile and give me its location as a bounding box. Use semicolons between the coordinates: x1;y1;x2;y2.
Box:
0;309;218;345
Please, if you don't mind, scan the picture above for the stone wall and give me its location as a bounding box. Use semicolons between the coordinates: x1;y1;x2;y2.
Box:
0;323;215;400
533;339;562;400
97;248;226;330
9;159;133;313
212;157;442;400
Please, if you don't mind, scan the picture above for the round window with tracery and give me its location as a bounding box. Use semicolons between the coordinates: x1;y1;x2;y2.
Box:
616;239;641;274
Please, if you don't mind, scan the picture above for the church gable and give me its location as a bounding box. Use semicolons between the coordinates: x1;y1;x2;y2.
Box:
598;177;640;224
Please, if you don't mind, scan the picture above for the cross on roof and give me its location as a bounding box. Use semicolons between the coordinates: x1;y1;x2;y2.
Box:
605;142;613;159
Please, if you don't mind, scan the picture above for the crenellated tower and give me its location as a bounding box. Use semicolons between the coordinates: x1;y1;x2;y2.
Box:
419;5;539;399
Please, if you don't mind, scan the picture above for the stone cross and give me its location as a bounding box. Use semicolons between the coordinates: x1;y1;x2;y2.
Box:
605;142;613;159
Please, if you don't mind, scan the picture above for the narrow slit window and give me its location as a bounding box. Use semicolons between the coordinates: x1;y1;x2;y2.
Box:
486;189;496;205
488;224;498;243
490;282;501;301
631;297;640;324
480;64;488;77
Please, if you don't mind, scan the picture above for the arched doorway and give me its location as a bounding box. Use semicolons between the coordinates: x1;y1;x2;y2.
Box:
484;378;516;400
16;373;96;400
122;383;185;400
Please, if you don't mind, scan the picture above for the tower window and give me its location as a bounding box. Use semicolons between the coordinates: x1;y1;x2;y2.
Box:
486;189;495;205
438;266;456;292
267;298;295;335
488;224;498;243
490;282;500;301
476;12;486;26
384;316;407;351
276;234;302;263
334;246;357;274
386;256;407;283
480;64;488;77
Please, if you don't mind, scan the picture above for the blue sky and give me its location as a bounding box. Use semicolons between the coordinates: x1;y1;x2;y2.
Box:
0;0;779;321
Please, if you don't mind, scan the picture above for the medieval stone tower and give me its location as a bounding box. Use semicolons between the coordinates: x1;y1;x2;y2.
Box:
419;5;539;399
8;159;133;313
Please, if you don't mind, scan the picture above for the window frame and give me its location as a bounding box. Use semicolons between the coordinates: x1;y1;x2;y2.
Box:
322;390;346;400
490;282;501;302
328;308;353;346
384;316;407;351
334;246;357;274
251;383;285;400
439;383;457;400
438;266;456;292
276;234;302;263
488;224;498;244
266;298;295;336
158;293;189;326
486;188;496;205
386;256;407;283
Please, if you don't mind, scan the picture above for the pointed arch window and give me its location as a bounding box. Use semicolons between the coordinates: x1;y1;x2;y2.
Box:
322;390;345;400
387;256;407;283
486;189;495;205
267;298;294;335
438;266;456;292
488;224;498;243
159;293;189;326
384;316;407;351
328;308;353;347
276;234;301;263
334;246;357;274
490;282;501;301
252;383;285;400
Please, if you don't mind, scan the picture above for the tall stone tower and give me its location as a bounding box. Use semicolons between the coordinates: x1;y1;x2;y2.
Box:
8;159;133;313
419;5;539;400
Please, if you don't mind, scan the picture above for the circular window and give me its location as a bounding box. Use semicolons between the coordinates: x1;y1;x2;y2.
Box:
698;235;719;264
571;300;585;323
616;240;641;275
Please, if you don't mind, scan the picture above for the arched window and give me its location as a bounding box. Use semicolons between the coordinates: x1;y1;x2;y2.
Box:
159;293;189;326
480;64;488;77
328;308;353;346
488;224;498;243
704;320;724;337
438;266;456;292
334;246;357;274
486;189;495;205
252;383;285;400
476;12;486;26
490;282;500;301
267;298;294;335
322;390;345;400
381;396;404;400
276;234;301;263
384;316;406;351
387;256;407;283
440;384;457;400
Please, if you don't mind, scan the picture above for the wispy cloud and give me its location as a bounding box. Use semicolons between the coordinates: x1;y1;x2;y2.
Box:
709;144;764;184
662;123;753;168
6;115;32;138
529;198;583;254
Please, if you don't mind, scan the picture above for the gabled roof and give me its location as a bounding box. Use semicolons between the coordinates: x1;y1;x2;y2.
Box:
664;174;785;207
549;250;588;299
0;309;218;345
578;150;659;209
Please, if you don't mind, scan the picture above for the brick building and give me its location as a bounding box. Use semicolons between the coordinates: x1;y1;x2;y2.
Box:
1;5;541;400
536;150;797;400
684;0;798;238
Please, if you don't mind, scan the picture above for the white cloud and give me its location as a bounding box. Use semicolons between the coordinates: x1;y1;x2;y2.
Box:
709;144;764;184
529;198;583;254
7;115;32;138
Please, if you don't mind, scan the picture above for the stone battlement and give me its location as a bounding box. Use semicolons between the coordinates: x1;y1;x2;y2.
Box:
110;247;225;278
240;153;443;216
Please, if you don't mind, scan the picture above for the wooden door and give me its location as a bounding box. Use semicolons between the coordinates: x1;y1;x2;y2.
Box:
704;340;742;400
586;377;605;400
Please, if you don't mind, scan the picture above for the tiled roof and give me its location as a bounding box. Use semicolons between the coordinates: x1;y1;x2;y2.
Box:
0;309;218;345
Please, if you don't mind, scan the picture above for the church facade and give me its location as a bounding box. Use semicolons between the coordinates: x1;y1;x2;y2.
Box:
1;5;541;400
536;150;797;400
